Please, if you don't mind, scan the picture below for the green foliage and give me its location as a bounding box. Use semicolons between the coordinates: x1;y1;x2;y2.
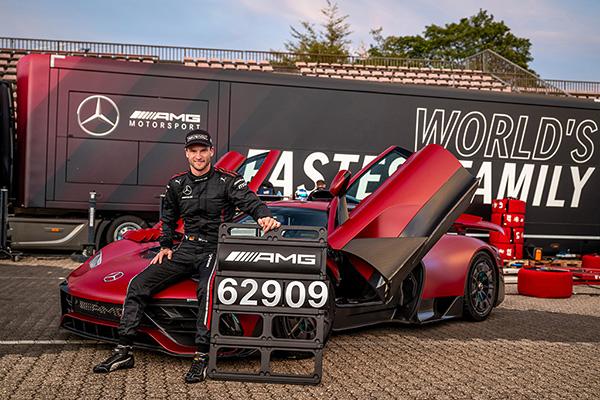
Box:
284;0;352;62
369;10;533;69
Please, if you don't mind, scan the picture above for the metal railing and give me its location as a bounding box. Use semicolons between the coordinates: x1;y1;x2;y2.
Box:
544;79;600;95
0;36;464;69
463;49;572;96
2;37;599;96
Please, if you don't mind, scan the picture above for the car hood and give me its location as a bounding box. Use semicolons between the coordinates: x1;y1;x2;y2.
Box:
66;239;197;303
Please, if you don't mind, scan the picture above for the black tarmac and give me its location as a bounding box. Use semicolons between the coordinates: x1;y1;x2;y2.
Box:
0;258;599;399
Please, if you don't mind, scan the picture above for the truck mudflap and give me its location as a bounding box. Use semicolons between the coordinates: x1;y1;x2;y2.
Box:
208;223;329;385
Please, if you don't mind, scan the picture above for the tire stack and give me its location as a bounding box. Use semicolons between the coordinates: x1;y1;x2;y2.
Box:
489;198;526;262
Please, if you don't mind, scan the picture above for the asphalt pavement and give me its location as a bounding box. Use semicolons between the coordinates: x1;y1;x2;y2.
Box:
0;258;599;399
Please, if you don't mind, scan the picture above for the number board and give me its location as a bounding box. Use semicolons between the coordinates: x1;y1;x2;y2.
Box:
215;276;329;309
210;223;328;384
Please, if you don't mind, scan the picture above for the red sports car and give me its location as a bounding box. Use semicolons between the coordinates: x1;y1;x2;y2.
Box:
60;145;505;356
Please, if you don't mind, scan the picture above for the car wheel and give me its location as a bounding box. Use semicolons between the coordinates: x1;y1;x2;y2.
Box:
273;280;335;357
105;215;148;243
463;252;497;321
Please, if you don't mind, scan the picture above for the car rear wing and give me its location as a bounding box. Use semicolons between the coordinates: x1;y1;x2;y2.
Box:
208;223;329;385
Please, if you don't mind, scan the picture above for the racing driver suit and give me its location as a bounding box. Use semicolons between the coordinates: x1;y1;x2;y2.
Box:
117;166;272;351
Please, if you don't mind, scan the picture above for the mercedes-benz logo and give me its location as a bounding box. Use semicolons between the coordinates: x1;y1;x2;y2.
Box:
77;95;120;136
183;185;192;196
103;271;124;283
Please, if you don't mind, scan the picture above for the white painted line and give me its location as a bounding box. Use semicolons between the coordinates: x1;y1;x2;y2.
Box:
0;340;103;345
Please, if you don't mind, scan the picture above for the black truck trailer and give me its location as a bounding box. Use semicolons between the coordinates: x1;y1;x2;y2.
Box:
1;54;599;252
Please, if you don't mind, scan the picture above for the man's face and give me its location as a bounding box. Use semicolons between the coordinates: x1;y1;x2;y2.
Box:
185;145;214;174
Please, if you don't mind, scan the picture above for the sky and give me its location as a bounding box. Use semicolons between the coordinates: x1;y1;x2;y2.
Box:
1;0;598;81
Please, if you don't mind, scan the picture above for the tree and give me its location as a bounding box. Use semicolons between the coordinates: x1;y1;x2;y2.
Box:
369;10;533;69
285;0;352;61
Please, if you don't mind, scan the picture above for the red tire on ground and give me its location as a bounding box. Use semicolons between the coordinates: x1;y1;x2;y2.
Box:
517;268;573;298
582;254;600;270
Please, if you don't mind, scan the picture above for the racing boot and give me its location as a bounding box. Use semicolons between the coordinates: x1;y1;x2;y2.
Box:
92;345;135;373
184;352;209;383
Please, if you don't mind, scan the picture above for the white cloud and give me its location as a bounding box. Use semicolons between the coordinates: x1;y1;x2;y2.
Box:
237;0;323;23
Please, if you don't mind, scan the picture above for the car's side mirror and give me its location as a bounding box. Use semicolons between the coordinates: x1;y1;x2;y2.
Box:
330;170;352;226
329;170;351;198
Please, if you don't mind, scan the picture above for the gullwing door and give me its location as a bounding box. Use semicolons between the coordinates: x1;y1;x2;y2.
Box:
328;144;479;285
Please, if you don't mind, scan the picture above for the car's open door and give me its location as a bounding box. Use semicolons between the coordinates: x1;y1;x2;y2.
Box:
214;150;281;194
328;144;478;290
214;151;246;171
236;150;281;193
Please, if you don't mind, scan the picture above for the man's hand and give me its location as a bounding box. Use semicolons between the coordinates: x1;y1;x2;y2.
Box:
151;248;173;264
257;216;281;233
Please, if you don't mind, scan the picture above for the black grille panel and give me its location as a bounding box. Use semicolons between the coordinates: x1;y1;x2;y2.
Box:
73;298;122;322
62;316;120;341
60;284;198;350
61;287;122;323
61;316;163;349
145;303;198;347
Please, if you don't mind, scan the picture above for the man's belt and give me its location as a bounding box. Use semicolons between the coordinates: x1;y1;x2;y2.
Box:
184;234;208;242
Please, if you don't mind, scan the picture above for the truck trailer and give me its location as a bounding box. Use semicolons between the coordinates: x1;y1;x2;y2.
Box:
1;54;599;253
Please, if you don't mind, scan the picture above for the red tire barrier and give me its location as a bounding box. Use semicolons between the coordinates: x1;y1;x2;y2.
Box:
582;254;600;270
518;268;573;298
492;199;526;214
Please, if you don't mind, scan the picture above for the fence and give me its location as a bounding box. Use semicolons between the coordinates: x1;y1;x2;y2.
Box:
0;36;462;69
464;49;572;96
2;37;599;96
544;79;600;95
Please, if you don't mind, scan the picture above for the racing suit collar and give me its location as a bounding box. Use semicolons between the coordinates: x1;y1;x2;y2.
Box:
188;165;214;183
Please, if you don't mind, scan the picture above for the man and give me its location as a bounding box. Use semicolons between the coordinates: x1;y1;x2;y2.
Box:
93;129;280;383
308;179;330;201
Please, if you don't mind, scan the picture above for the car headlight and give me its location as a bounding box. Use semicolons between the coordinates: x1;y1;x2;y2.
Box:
89;251;103;269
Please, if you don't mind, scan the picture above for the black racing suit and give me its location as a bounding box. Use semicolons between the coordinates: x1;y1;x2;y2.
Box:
118;166;272;352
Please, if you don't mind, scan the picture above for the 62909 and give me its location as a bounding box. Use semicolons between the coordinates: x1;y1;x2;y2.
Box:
216;278;329;309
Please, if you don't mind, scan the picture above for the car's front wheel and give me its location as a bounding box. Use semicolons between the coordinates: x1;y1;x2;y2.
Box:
463;252;497;321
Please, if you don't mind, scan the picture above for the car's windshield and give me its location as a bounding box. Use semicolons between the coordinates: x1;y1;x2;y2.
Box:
237;206;328;227
345;148;411;203
233;206;328;238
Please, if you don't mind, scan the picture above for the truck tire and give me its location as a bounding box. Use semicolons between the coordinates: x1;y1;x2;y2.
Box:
105;215;148;243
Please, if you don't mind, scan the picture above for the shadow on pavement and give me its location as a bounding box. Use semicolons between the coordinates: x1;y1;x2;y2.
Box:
338;306;600;344
1;262;599;360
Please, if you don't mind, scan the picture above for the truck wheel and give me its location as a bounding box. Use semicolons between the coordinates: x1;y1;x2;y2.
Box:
105;215;148;242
